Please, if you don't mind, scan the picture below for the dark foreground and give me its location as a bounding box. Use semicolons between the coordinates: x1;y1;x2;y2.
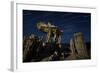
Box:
23;38;91;62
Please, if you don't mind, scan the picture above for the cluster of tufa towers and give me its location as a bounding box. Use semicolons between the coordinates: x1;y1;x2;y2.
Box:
37;22;89;59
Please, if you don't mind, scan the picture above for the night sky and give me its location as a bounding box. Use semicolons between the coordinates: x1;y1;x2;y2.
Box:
23;10;91;43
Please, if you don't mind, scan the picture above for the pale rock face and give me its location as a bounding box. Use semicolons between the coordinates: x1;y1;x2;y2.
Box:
74;32;88;58
37;22;62;43
67;38;77;60
70;38;76;54
68;32;89;60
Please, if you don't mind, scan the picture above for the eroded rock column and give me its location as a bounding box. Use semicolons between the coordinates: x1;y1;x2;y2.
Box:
74;32;88;58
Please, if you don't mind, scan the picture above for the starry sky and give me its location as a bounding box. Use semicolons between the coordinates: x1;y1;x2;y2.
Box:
23;10;91;43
